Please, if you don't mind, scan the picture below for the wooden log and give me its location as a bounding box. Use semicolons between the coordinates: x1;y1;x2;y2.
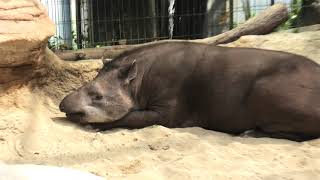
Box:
198;3;289;44
55;3;288;61
54;45;135;61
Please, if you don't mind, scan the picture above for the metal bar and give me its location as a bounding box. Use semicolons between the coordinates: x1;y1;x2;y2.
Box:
89;0;94;47
120;0;124;40
192;0;196;39
111;0;114;45
76;0;82;49
97;0;100;45
103;0;107;46
135;0;140;43
229;0;234;29
151;0;157;40
142;1;147;43
54;0;58;48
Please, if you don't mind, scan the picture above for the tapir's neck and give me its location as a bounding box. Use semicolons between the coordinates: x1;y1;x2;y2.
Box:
127;59;153;110
128;61;145;110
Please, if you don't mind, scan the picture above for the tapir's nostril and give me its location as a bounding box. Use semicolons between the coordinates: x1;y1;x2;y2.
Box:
66;112;86;123
59;103;65;112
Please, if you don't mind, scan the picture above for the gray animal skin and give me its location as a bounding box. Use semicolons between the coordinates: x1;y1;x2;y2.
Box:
59;42;320;141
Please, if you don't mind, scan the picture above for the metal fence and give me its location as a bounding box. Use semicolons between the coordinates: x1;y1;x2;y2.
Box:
39;0;313;50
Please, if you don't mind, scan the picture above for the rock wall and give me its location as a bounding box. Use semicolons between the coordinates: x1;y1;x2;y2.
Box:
224;30;320;64
0;0;54;90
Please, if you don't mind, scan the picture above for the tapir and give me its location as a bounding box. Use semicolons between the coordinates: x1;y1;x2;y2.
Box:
59;42;320;141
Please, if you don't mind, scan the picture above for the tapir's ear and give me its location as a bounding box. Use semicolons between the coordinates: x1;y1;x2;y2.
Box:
119;59;137;83
101;56;112;65
102;59;108;65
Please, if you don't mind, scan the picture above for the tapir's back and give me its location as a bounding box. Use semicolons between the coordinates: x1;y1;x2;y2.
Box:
140;42;319;132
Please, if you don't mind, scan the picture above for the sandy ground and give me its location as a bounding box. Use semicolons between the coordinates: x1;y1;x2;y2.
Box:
1;43;320;179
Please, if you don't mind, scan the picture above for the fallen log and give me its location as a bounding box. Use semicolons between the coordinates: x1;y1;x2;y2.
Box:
54;45;136;61
198;3;289;44
55;3;288;61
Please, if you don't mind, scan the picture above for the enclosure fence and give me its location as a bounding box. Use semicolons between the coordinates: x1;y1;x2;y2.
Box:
39;0;315;50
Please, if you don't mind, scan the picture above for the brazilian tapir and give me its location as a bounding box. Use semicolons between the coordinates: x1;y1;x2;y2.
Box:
59;42;320;141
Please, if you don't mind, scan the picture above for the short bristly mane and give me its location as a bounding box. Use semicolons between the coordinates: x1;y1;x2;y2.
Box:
102;41;199;70
102;41;166;69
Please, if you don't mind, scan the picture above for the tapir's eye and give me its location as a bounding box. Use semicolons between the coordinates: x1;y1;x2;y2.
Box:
88;91;103;101
94;95;103;100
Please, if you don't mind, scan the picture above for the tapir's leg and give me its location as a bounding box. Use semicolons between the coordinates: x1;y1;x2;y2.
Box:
247;66;320;141
240;129;310;142
90;110;161;130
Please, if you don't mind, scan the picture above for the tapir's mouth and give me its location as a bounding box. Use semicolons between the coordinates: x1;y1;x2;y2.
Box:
66;112;86;124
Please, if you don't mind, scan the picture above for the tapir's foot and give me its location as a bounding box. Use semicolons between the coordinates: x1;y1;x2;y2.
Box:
239;129;316;142
266;132;317;142
86;121;122;131
239;130;269;138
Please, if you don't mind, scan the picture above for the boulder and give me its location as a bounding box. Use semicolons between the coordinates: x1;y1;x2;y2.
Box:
0;0;54;89
279;24;320;33
224;30;320;64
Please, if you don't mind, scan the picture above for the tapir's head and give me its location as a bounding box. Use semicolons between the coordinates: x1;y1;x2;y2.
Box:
59;59;137;124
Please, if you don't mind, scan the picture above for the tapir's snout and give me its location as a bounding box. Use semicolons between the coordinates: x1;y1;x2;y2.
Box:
59;93;87;123
58;78;134;124
59;100;66;112
59;94;72;113
59;92;80;113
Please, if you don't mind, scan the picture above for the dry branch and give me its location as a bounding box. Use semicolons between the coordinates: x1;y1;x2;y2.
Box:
55;3;288;61
198;3;289;44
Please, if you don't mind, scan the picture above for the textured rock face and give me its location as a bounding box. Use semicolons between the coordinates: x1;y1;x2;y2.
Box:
0;0;54;87
224;30;320;64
